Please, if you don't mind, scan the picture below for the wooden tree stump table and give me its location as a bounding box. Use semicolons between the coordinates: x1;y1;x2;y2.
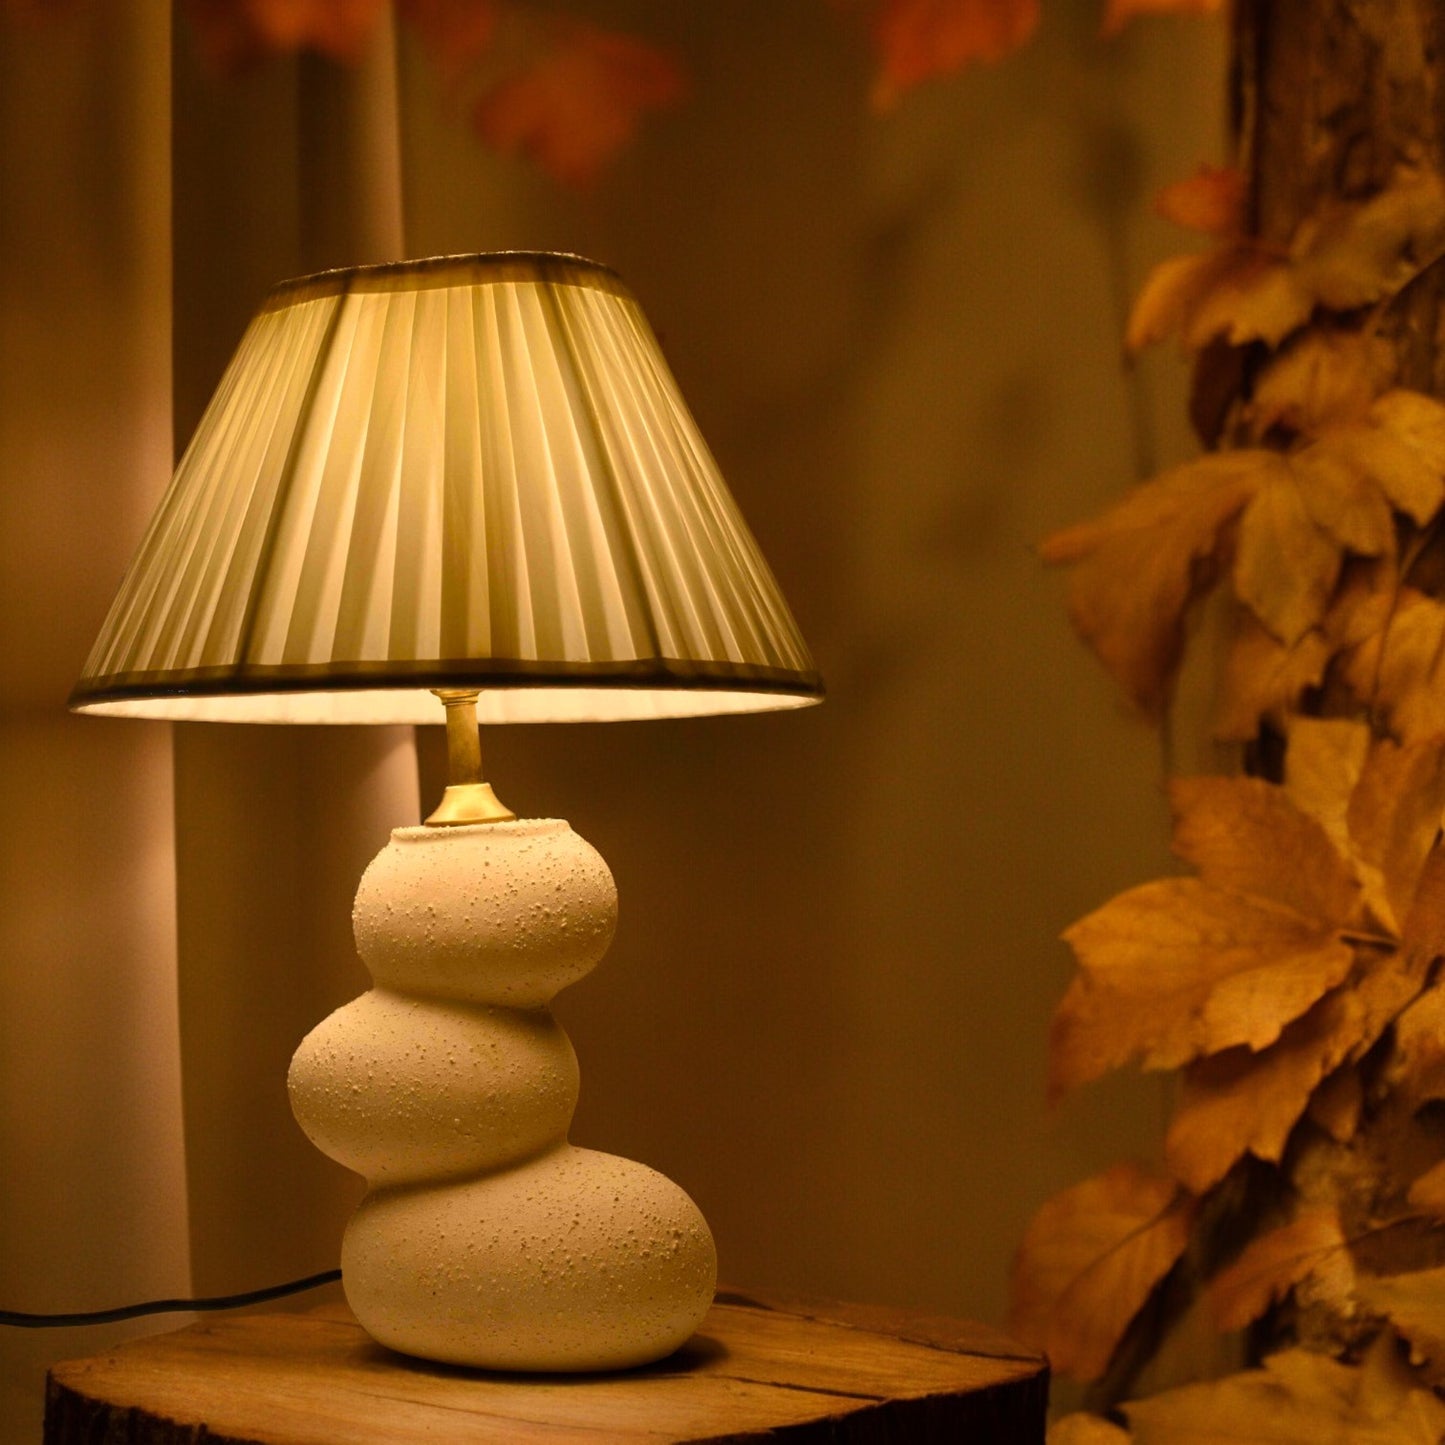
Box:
44;1289;1048;1442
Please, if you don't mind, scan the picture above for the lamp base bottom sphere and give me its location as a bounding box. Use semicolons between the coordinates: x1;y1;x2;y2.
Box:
342;1143;717;1371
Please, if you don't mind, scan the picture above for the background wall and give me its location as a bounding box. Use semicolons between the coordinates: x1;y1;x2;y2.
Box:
0;1;1224;1435
399;0;1226;1316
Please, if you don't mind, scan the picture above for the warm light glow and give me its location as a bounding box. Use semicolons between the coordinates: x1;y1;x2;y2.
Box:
71;253;822;724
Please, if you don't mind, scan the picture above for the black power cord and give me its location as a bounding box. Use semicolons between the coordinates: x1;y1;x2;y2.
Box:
0;1268;341;1328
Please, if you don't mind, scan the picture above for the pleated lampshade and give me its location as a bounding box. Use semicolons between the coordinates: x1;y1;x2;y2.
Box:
70;253;822;724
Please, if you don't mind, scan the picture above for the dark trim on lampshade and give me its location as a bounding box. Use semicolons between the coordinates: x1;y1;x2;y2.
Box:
69;657;826;712
263;253;629;314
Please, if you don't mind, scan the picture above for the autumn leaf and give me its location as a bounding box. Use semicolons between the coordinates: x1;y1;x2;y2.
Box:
1171;775;1361;923
1164;990;1364;1193
1407;1159;1445;1216
1283;717;1371;861
1308;1064;1364;1142
1346;737;1445;936
1341;589;1445;745
1392;983;1445;1113
867;0;1040;112
398;0;500;84
1125;247;1273;355
1051;879;1357;1097
1297;168;1445;315
1041;450;1277;717
472;22;685;186
1154;164;1245;237
1128;168;1445;358
182;0;388;70
1234;467;1345;646
1357;1267;1445;1365
1122;1339;1445;1444
1051;777;1363;1097
1247;330;1395;441
1009;1163;1194;1383
1205;1209;1353;1331
1219;555;1402;742
1343;390;1445;526
1100;0;1222;38
1049;1415;1131;1445
1215;607;1331;742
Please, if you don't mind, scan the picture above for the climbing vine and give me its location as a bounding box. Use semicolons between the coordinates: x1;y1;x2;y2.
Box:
1012;3;1445;1432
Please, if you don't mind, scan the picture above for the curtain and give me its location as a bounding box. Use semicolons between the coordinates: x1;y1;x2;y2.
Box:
0;9;417;1438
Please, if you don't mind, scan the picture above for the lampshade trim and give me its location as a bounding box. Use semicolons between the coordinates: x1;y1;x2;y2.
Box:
69;655;825;711
264;253;628;314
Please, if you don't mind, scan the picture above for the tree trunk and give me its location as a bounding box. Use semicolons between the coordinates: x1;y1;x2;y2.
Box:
1240;0;1445;392
1235;0;1445;1362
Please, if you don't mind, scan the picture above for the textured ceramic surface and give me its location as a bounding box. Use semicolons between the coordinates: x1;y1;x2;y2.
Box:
288;819;717;1370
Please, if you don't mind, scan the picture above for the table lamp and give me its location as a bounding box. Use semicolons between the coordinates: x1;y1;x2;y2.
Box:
68;253;822;1372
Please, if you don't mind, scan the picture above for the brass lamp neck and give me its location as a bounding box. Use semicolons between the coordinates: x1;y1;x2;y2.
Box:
424;689;516;827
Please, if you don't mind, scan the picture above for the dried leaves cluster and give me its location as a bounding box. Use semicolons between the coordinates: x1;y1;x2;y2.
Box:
1017;157;1445;1438
156;0;1224;182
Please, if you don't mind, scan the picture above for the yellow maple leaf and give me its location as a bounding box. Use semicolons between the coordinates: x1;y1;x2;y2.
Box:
1391;984;1445;1113
1295;168;1445;315
1205;1209;1353;1331
1051;778;1362;1097
1234;469;1345;646
1407;1159;1445;1217
1308;1064;1364;1143
1122;1339;1445;1444
1283;717;1371;861
1171;775;1361;923
1247;330;1396;441
1164;990;1363;1193
1049;1415;1132;1445
1041;450;1279;717
1345;737;1445;937
1342;589;1445;744
1343;390;1445;526
1356;1267;1445;1365
1215;607;1331;743
1009;1163;1194;1383
1050;879;1356;1096
1128;167;1445;359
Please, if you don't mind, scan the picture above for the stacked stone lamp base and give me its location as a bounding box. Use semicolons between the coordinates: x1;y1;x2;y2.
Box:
287;818;717;1371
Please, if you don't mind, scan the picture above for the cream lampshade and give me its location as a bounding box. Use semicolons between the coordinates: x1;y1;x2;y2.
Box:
71;252;821;1370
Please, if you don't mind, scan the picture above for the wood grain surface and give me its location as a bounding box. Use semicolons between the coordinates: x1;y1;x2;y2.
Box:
44;1288;1048;1442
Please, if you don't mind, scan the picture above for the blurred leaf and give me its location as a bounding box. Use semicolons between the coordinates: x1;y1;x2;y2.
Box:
1205;1209;1352;1331
1342;590;1445;744
1357;1268;1445;1365
1010;1163;1194;1383
1123;1340;1445;1443
472;21;685;186
1041;450;1277;717
867;0;1040;111
399;0;500;83
1100;0;1222;37
182;0;389;70
1050;1415;1132;1444
1248;330;1395;440
1407;1159;1445;1216
1154;164;1246;237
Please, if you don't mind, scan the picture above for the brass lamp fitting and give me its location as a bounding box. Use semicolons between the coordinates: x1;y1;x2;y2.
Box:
424;689;516;826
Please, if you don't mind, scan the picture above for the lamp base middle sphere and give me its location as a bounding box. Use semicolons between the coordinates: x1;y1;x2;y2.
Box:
288;818;717;1372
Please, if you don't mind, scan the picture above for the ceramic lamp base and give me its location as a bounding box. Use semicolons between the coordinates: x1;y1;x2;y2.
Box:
287;819;717;1371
